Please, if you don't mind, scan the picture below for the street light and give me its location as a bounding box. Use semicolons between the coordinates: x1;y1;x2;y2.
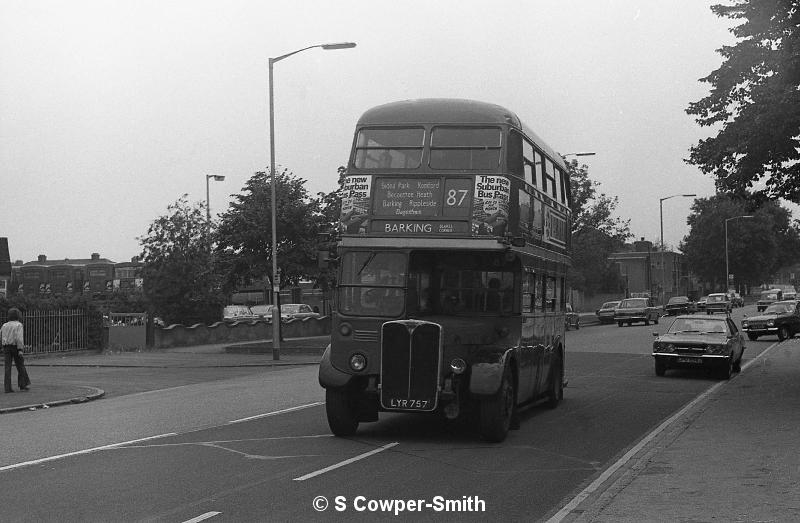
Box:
561;152;596;158
205;174;226;224
268;41;356;360
725;215;754;291
659;194;696;301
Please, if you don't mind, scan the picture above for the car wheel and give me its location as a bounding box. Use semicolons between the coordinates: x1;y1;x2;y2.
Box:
479;364;515;443
747;333;759;341
628;321;632;326
778;326;790;341
618;321;623;327
655;358;667;377
575;319;580;330
325;388;359;437
654;315;659;325
644;319;649;326
717;357;733;380
733;356;742;373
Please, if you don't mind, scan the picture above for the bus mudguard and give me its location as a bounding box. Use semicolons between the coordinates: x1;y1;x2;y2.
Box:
469;348;514;396
318;345;353;389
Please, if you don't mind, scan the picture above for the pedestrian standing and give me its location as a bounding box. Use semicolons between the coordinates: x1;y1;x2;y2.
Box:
1;307;31;393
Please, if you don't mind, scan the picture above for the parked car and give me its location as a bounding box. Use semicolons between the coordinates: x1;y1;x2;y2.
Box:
741;300;800;341
757;288;783;312
596;300;620;324
665;296;695;316
222;305;256;322
280;303;321;321
652;314;745;379
565;303;580;330
705;293;732;314
614;297;660;326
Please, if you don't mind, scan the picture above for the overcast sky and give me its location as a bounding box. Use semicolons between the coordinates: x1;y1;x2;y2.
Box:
1;0;738;263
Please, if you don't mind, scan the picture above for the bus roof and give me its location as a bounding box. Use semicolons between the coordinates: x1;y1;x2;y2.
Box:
357;98;567;170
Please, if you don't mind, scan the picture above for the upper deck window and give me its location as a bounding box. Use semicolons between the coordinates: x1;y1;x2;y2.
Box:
353;127;424;169
430;127;502;170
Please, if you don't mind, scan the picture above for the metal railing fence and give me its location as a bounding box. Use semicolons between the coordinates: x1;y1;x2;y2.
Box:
0;309;89;354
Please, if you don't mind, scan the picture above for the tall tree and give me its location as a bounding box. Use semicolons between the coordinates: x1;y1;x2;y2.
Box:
566;159;632;295
568;160;631;240
138;195;225;324
215;169;321;293
686;1;800;200
680;194;800;289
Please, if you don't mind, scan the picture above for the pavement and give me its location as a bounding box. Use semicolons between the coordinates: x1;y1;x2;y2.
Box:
4;318;799;521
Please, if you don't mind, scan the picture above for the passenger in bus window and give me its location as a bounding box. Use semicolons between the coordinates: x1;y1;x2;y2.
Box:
442;291;465;314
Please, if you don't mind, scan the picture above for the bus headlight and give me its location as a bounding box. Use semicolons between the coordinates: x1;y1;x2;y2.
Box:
349;353;367;371
450;358;467;374
339;323;352;336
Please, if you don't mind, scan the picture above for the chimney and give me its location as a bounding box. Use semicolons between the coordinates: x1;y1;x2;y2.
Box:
38;254;47;263
91;253;100;261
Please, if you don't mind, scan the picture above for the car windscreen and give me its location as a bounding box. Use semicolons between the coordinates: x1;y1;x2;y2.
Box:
619;299;647;308
668;318;728;334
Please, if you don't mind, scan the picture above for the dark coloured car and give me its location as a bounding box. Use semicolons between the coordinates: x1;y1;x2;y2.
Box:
565;303;580;330
741;300;800;341
705;293;732;314
665;296;695;316
596;300;620;324
757;289;783;312
614;297;660;327
652;315;745;379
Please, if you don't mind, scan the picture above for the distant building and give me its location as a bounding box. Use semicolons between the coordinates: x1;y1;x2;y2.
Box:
608;238;695;302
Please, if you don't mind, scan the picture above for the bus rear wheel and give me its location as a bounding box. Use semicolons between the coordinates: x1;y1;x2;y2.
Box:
325;388;359;437
479;365;515;443
546;351;564;409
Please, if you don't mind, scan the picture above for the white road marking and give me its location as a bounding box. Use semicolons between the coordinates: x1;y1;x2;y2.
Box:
0;433;177;472
228;402;324;424
546;341;780;522
182;511;221;523
293;442;399;481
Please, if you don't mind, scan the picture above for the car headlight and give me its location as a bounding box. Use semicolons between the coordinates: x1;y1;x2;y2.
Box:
349;353;367;371
741;321;748;328
654;343;675;353
708;344;726;355
767;320;775;327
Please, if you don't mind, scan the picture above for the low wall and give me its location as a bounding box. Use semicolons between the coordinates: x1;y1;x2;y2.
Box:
153;316;331;349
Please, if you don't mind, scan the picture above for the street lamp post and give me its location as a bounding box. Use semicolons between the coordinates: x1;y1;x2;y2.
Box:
659;194;696;302
205;174;226;225
268;41;356;360
725;215;754;292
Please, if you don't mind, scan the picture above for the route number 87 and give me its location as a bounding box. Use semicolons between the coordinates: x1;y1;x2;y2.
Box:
446;189;469;206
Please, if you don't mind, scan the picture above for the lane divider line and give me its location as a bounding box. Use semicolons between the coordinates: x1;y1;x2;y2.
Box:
546;341;781;523
181;511;221;523
293;442;399;481
228;402;324;424
0;433;177;472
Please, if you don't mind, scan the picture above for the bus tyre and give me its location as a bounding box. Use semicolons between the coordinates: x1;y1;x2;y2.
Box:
325;388;359;437
546;351;564;409
479;364;515;443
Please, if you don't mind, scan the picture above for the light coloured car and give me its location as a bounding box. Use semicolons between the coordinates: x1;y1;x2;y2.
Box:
222;305;256;322
281;303;321;320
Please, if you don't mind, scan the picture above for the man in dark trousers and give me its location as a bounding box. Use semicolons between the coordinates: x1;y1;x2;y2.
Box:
1;307;31;393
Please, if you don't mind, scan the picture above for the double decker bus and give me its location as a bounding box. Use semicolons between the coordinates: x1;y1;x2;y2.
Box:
319;99;572;442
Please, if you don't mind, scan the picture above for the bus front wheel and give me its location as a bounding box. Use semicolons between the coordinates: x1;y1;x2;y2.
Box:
325;388;359;437
479;364;515;443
